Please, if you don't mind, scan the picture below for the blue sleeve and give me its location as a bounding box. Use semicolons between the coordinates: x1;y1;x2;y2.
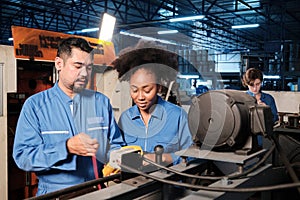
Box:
263;94;279;123
12;100;75;172
178;109;194;149
269;96;279;123
105;100;126;160
171;108;193;164
109;108;126;149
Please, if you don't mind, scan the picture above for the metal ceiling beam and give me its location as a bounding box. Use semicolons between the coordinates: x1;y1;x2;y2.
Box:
1;0;300;53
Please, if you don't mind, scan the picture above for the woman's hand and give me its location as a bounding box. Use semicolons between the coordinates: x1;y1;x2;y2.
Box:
257;99;266;106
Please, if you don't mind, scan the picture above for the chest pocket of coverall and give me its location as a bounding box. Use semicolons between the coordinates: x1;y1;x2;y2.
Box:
125;133;180;153
86;117;106;139
151;134;180;153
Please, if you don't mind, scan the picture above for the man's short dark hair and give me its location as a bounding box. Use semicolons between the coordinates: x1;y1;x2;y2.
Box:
57;37;94;58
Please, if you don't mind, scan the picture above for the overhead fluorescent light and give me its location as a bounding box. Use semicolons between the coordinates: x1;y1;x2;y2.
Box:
263;75;280;79
99;13;116;41
120;30;178;45
8;38;13;41
81;27;99;33
157;30;178;34
231;24;259;29
169;15;205;22
177;74;199;79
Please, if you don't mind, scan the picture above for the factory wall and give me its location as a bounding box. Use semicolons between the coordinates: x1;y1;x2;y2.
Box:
0;45;17;200
265;91;300;113
95;70;131;121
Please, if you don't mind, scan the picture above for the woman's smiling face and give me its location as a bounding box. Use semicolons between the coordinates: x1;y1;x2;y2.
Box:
129;68;158;112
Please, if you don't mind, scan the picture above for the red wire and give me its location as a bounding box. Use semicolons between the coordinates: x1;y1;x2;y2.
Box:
92;156;101;190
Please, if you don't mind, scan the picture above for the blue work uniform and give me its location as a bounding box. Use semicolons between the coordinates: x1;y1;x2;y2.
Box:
13;83;125;195
118;96;193;165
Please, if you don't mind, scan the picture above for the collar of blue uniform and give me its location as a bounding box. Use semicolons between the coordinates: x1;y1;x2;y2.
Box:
53;82;73;103
130;95;164;121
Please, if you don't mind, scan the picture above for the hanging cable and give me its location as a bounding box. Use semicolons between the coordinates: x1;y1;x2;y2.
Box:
254;103;300;194
92;156;101;190
119;162;300;193
270;134;300;194
142;142;275;180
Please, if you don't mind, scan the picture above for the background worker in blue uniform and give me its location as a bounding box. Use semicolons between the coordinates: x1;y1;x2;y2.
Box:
242;68;279;146
242;68;279;123
13;37;125;196
112;39;193;166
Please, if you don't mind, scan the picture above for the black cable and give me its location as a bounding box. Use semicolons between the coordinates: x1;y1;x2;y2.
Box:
142;142;275;180
291;162;300;167
271;134;300;194
120;163;300;193
230;142;275;179
143;156;217;180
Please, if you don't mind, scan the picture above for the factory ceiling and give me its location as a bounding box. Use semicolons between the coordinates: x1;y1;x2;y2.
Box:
1;0;300;54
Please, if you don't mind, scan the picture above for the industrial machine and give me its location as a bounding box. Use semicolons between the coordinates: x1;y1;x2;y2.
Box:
28;90;300;200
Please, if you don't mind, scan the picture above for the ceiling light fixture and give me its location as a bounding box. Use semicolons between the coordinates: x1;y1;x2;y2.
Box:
81;27;99;33
157;30;178;34
120;30;178;45
231;24;259;29
177;74;199;79
169;15;205;22
263;75;280;79
99;13;116;41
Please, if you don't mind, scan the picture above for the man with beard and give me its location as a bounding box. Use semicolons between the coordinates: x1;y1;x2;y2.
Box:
13;37;125;196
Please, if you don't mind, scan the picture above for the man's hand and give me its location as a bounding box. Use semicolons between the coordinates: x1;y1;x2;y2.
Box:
67;133;99;156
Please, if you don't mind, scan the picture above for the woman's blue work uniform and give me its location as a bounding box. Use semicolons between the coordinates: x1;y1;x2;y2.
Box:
118;96;193;165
